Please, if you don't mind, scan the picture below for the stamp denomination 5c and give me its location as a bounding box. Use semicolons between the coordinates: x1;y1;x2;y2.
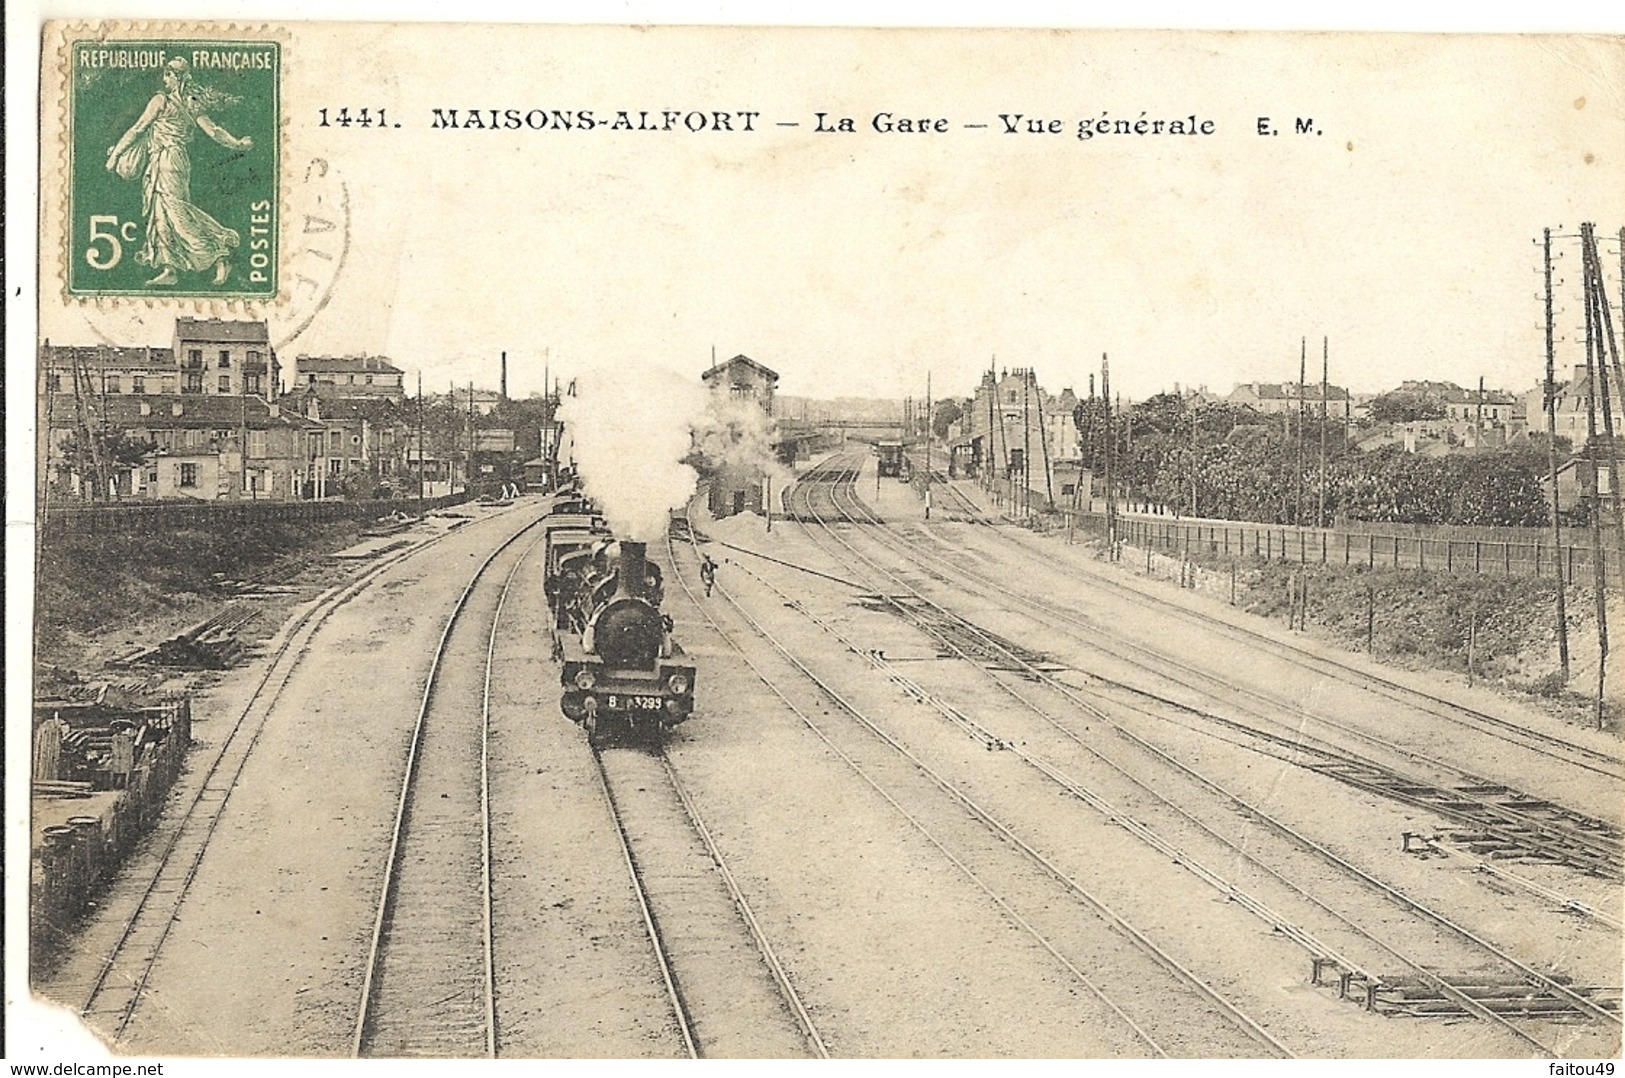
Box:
68;38;279;299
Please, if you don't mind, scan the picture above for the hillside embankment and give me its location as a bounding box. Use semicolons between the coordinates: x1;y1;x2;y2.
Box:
1125;539;1624;730
33;516;367;682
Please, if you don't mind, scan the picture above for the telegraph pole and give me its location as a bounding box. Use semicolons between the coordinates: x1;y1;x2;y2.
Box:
1543;228;1571;680
1022;368;1033;523
1580;222;1609;728
1584;225;1625;555
1295;337;1306;526
1121;393;1130;512
1102;354;1116;553
1036;371;1054;508
985;358;996;493
1476;375;1485;440
1320;338;1329;528
416;372;426;513
240;387;250;500
924;370;932;520
1187;388;1198;518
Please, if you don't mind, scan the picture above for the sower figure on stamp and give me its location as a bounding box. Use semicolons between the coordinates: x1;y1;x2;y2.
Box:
105;57;252;286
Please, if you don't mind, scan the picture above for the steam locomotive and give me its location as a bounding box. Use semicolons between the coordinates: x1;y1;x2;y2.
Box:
543;499;696;746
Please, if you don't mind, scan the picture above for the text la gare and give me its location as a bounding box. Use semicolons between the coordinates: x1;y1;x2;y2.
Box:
818;112;949;133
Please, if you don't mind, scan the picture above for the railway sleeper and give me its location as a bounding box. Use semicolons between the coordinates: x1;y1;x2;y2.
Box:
1316;963;1621;1021
1372;989;1621;1019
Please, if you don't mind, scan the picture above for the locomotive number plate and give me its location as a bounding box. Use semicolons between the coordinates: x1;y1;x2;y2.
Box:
607;693;663;711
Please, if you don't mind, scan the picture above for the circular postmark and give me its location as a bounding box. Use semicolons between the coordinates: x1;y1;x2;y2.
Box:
75;155;349;355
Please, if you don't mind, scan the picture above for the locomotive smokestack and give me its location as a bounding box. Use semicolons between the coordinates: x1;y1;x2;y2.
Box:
618;541;649;598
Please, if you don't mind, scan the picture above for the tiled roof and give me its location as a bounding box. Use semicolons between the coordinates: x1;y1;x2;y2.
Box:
41;345;176;370
47;394;318;429
285;393;412;422
702;354;779;383
176;318;270;343
296;355;405;375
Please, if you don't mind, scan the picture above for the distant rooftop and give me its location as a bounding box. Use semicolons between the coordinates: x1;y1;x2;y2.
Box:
296;355;405;375
41;344;175;369
702;354;779;383
176;318;270;343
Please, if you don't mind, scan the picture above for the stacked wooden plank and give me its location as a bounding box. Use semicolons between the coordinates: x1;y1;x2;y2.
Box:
130;604;259;669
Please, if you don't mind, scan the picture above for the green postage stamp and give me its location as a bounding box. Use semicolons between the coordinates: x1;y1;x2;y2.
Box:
67;39;280;298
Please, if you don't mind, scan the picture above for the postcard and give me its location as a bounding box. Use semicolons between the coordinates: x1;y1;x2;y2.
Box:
15;14;1625;1064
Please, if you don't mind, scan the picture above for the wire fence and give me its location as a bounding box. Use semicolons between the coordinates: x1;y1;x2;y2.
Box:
40;491;473;540
979;474;1622;581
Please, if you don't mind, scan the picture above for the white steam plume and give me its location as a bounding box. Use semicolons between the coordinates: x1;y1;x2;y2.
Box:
557;362;796;538
557;364;709;541
689;395;798;506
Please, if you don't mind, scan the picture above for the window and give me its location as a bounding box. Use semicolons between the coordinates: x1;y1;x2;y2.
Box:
184;372;203;394
162;376;177;394
309;434;324;457
330;430;344;453
347;374;356;384
132;375;145;394
217;375;230;393
186;349;203;368
1007;390;1017;404
328;458;343;475
219;350;231;368
105;375;121;393
247;429;267;457
245;373;262;394
179;462;198;488
365;375;373;385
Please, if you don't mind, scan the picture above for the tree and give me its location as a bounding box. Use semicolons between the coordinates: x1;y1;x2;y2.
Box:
932;399;963;440
1369;390;1446;423
55;430;157;500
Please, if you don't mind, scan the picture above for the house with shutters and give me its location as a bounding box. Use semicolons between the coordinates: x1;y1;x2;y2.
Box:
293;354;408;401
41;393;319;501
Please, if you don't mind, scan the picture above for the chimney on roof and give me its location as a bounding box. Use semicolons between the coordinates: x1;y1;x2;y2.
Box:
139;401;151;416
172;402;183;416
268;402;280;419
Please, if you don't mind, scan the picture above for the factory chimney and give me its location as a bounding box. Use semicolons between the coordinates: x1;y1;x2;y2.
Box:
501;351;508;401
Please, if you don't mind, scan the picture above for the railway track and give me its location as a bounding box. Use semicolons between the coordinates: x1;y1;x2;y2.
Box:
909;449;1622;781
587;741;826;1058
740;549;1621;1043
677;501;1291;1057
352;518;549;1057
56;509;533;1045
990;545;1622;783
778;454;1619;1053
843;458;1622;877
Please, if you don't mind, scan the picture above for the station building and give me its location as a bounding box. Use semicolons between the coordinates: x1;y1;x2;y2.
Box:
701;354;779;518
